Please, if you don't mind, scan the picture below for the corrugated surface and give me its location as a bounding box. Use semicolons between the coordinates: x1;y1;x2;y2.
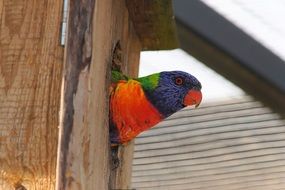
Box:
132;96;285;190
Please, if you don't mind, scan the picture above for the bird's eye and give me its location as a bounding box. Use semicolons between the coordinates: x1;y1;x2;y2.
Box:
175;77;184;86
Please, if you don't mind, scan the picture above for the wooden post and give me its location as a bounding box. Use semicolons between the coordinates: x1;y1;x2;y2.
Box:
0;0;177;189
0;0;64;189
56;0;141;189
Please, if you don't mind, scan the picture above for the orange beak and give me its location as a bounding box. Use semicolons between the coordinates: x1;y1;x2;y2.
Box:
183;89;202;108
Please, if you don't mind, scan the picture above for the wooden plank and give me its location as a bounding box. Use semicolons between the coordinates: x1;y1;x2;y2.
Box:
126;0;178;50
0;0;63;189
56;0;141;189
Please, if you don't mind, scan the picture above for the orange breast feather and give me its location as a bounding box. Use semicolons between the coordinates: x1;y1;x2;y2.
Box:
110;79;162;143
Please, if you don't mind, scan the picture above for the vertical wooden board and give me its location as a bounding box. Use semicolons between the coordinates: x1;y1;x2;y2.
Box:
56;0;141;189
126;0;178;50
109;11;141;189
0;0;63;189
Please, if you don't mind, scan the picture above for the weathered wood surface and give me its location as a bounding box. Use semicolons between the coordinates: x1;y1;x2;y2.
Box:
0;0;64;189
0;0;177;189
126;0;178;50
132;97;285;190
56;0;141;189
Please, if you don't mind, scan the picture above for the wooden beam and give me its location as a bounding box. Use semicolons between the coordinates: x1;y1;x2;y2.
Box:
0;0;177;189
0;0;64;189
126;0;178;50
56;0;141;189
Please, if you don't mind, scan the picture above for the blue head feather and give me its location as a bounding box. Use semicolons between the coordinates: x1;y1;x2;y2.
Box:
143;71;201;118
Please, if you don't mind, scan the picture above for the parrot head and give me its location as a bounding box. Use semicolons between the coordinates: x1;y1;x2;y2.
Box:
138;71;202;118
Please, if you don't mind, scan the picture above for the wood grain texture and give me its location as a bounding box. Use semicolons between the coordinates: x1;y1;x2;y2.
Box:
0;0;63;189
56;0;141;189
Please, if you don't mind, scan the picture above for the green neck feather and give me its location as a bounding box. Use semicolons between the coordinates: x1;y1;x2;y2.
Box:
112;70;159;91
111;71;129;83
136;73;160;91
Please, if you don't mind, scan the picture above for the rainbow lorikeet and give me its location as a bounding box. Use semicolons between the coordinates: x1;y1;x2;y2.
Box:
109;70;202;145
